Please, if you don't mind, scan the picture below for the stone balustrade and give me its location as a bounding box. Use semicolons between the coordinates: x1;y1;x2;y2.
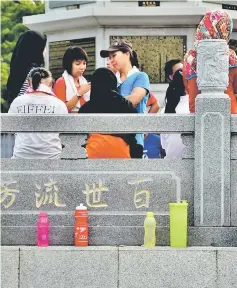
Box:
1;39;237;246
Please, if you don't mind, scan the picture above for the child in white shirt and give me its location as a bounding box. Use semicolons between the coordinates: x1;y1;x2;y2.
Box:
8;67;68;159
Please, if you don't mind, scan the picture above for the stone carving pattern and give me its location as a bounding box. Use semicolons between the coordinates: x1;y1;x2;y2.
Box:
181;133;194;159
197;40;229;91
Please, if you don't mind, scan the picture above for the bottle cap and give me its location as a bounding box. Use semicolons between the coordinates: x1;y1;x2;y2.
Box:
76;203;87;210
181;200;188;204
146;211;154;217
169;200;188;207
39;212;48;217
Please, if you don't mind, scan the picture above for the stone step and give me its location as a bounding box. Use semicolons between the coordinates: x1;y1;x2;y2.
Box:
2;246;237;288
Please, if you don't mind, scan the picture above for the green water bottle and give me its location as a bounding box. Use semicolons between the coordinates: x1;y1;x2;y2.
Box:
169;200;188;248
144;211;156;248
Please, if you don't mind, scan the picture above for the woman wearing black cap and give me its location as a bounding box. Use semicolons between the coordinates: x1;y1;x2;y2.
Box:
80;68;143;158
100;40;150;148
6;30;47;106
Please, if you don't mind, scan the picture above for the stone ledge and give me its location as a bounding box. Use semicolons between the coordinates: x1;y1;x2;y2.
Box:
118;246;237;251
1;158;194;171
2;246;237;288
3;245;237;252
19;245;118;251
1;114;195;133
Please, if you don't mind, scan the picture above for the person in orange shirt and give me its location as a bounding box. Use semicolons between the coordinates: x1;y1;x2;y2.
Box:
183;9;237;114
53;47;91;113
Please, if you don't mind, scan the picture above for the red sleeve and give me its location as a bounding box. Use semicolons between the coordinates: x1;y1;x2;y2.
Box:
231;67;237;95
53;77;67;103
183;70;199;113
187;78;199;113
147;92;157;106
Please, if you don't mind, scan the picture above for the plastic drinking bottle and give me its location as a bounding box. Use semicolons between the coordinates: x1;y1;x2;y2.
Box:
144;211;156;248
169;200;188;248
74;203;88;246
37;212;50;247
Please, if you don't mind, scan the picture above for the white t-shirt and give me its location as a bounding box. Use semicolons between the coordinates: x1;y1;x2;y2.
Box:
160;96;190;159
8;93;68;159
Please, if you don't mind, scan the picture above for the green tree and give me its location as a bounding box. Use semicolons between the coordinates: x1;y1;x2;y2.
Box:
1;0;45;112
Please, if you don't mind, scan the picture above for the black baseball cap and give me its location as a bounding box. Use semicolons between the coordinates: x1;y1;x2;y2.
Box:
100;41;133;58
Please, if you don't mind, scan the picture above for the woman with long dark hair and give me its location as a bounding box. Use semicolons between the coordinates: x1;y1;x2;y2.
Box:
160;59;189;159
6;30;47;105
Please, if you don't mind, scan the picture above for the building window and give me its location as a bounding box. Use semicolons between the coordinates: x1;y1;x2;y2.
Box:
49;37;95;81
110;36;186;83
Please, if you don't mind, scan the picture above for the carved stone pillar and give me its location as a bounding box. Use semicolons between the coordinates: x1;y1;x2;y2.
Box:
194;39;231;226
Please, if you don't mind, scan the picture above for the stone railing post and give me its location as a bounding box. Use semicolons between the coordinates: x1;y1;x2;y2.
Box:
194;39;230;226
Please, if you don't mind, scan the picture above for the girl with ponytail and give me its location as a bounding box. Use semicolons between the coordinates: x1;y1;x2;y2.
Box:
27;67;54;95
8;67;68;159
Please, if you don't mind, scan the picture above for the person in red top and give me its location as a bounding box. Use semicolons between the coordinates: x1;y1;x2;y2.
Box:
53;47;91;113
147;92;159;113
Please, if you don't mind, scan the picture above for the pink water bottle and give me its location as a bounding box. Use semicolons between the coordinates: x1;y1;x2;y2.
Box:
37;212;50;247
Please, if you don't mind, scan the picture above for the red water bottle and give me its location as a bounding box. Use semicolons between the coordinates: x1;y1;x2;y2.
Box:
74;204;88;246
37;212;50;247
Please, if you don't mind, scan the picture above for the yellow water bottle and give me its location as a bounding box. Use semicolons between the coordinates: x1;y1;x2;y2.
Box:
144;211;156;248
169;200;188;248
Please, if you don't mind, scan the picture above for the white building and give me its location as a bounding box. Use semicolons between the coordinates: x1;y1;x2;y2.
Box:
23;0;237;106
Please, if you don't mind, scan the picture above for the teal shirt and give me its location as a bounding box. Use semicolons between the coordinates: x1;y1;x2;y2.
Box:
118;72;150;146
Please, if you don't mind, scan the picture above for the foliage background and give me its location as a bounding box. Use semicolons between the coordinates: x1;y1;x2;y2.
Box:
1;0;45;112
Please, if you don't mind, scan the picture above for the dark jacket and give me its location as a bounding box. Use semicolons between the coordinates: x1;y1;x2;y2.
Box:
165;69;186;113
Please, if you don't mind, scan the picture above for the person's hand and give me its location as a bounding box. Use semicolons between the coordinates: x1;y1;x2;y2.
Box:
79;83;91;95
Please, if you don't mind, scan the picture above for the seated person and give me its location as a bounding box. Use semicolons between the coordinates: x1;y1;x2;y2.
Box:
144;134;161;158
8;67;68;159
80;68;143;158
